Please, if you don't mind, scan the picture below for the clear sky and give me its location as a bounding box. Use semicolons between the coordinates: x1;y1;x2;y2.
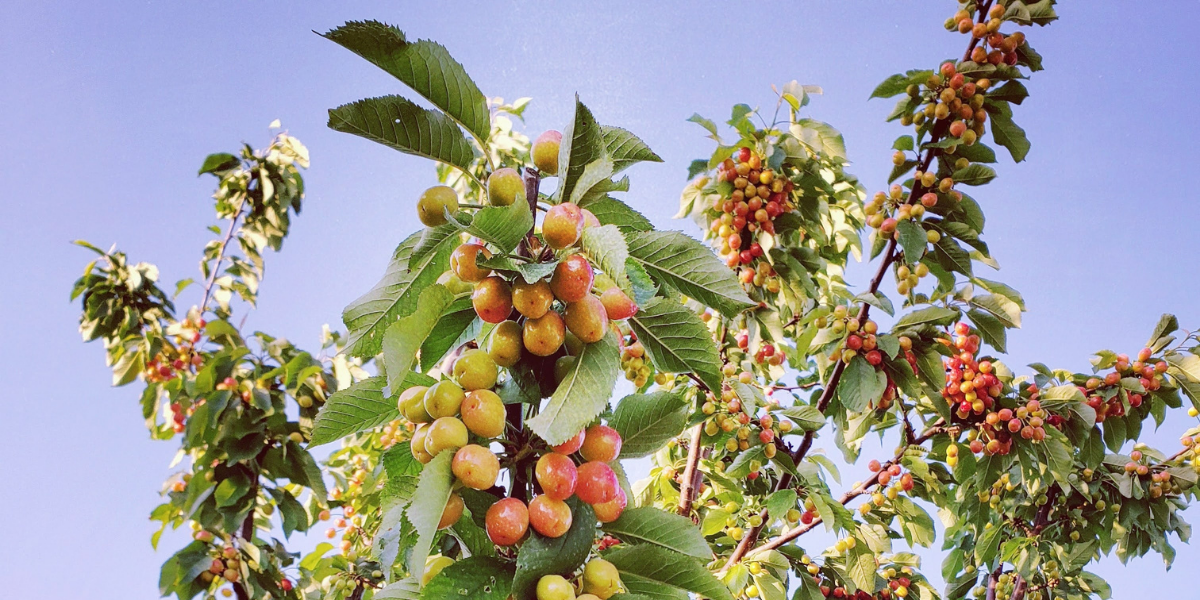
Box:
2;2;1198;599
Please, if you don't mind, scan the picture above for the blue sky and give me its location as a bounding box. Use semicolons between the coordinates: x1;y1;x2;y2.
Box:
2;2;1198;598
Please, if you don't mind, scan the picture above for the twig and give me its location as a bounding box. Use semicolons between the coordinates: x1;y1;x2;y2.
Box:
677;425;705;517
199;203;245;315
505;167;542;502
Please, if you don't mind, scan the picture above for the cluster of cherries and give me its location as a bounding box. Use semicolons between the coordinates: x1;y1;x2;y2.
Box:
858;460;917;516
144;317;207;384
1122;448;1175;499
701;368;794;462
707;147;793;292
1079;346;1167;423
950;3;1028;67
801;555;916;600
618;331;669;388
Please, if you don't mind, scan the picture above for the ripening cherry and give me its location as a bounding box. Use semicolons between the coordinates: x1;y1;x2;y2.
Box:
452;348;498;391
450;243;493;283
868;459;882;472
485;497;529;546
452;444;500;490
565;295;609;344
592;486;627;523
576;461;619;505
529;494;573;538
543;203;585;249
523;311;566;357
424;417;469;457
536;574;576;600
580;425;623;462
599;287;638;320
417;185;460;227
582;558;623;599
486;320;523;368
461;389;506;438
410;425;434;464
513;279;554;319
487;167;524;207
550;254;594;303
472;276;513;324
532;131;562;175
438;492;464;529
423;380;465;419
553;429;586;455
536;452;578;500
279;579;293;592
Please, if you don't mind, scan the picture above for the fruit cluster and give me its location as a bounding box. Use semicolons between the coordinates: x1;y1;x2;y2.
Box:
1079;346;1167;423
1121;448;1176;499
864;182;946;295
144;317;207;384
801;554;917;600
708;147;793;291
534;557;624;600
858;460;916;516
950;4;1028;68
618;329;671;388
700;369;794;464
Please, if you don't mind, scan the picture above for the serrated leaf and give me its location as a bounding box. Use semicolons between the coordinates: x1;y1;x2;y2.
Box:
969;294;1022;329
854;291;895;317
896;220;927;264
626;231;754;318
198;152;239;175
628;297;723;392
975;524;1002;565
420;296;479;372
476;255;558;284
845;540;879;592
328;95;476;175
526;330;620;445
894;306;959;330
604;545;733;600
558;97;607;203
577;195;654;233
791;119;846;160
382;284;454;391
309;372;437;447
779;405;825;432
377;579;422;599
839;355;886;412
610;392;690;458
512;498;597;600
988;104;1030;163
420;557;512;600
446;200;534;254
407;451;455;586
687;113;720;139
1148;314;1179;346
581;224;631;290
322;21;490;141
343;231;455;358
765;490;798;523
966;308;1007;353
601;507;710;559
603;125;663;173
951;164;997;186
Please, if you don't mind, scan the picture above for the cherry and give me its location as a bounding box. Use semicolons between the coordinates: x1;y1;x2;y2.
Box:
452;444;500;490
461;389;506;438
417;185;459;227
536;574;576;600
582;558;622;599
485;497;529;546
523;311;566;357
279;579;293;592
550;254;595;303
544;202;586;249
410;424;434;463
513;278;554;319
536;452;578;500
580;424;623;462
423;380;465;419
486;320;524;368
576;461;619;505
487;167;524;207
592;486;627;523
424;417;468;457
472;276;513;324
565;295;610;344
438;492;464;529
553;429;586;455
452;348;498;391
532;131;562;175
450;243;493;283
529;495;573;538
599;287;638;320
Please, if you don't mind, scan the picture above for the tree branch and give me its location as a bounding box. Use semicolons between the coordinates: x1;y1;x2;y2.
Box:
678;424;705;517
505;167;542;502
200;203;245;315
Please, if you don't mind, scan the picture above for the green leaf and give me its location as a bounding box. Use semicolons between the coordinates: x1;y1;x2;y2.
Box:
512;498;597;600
791;119;847;160
845;540;879;592
1148;313;1179;346
455;200;534;255
969;293;1022;328
526;330;621;445
609;392;690;458
687;113;720;139
577;195;654;233
604;545;733;600
894;306;959;330
892;136;915;152
987;81;1030;105
966;308;1007;353
988;104;1031;163
328;95;476;175
896;220;927;264
420;557;513;600
779;405;825;432
198;152;239;175
603;125;663;173
581;224;631;290
871;74;914;99
558;97;607;203
765;490;798;523
406;451;455;586
601;507;711;559
321;21;490;141
377;579;422;599
476;255;558;284
951;164;997;186
309;372;437;447
343;231;455;358
975;524;1002;565
1042;427;1074;487
626;231;754;318
839;355;886;412
628;297;723;392
382;284;455;391
420;296;479;372
854;291;895;317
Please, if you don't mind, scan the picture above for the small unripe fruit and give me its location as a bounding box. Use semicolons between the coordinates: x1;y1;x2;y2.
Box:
438;492;464;529
453;348;498;391
487;167;524;207
486;497;529;546
411;424;434;463
543;203;585;249
417;185;459;227
537;574;576;600
582;558;623;599
592;486;627;523
486;320;524;368
422;556;455;586
532;131;563;175
461;389;506;438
